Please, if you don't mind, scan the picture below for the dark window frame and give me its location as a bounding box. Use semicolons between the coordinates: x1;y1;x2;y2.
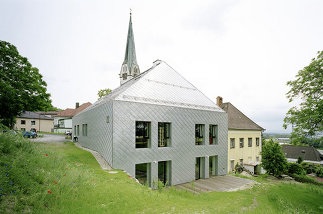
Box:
31;120;36;125
230;138;235;148
248;138;252;147
209;125;218;145
136;121;151;148
256;137;260;146
239;138;244;148
158;122;171;147
195;124;205;145
21;120;26;125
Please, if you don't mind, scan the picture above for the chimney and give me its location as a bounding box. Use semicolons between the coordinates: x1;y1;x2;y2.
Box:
76;102;80;109
216;96;223;106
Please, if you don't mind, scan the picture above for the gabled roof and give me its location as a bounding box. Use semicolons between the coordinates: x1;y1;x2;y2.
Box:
17;111;53;120
282;145;322;162
82;61;224;114
57;102;92;117
220;102;264;131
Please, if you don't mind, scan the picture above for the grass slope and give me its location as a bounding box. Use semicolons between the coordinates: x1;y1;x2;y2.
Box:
1;133;323;213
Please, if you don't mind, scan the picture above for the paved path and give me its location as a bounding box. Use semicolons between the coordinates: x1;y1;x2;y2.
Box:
176;175;257;193
74;142;112;170
31;134;71;143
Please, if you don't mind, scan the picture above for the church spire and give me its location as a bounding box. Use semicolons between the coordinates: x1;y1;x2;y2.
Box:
120;11;140;85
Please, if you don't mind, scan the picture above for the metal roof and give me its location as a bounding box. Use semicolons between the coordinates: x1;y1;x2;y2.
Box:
82;60;224;113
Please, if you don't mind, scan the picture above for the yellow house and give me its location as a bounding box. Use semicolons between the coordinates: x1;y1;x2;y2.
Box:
14;111;54;132
217;97;265;173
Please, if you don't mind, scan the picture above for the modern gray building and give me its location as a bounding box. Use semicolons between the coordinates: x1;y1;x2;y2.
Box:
73;14;228;186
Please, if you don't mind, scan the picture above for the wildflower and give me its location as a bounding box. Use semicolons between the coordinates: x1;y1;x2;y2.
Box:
53;180;58;184
48;191;52;194
45;154;48;156
64;174;66;176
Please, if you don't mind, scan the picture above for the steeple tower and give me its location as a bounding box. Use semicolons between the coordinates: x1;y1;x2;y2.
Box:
120;11;140;85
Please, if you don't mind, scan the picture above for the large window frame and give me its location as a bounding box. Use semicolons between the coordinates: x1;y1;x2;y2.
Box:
31;120;36;125
195;124;205;145
21;120;26;125
209;125;218;145
136;121;151;148
158;122;171;147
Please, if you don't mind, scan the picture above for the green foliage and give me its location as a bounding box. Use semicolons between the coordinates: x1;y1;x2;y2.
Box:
316;168;323;178
290;135;323;149
297;156;303;164
291;174;323;186
0;41;53;128
287;163;305;176
300;162;323;178
284;51;323;138
1;135;323;213
97;88;112;100
261;139;288;177
234;163;243;173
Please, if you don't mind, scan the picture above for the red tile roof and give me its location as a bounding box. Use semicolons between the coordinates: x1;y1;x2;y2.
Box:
56;102;92;117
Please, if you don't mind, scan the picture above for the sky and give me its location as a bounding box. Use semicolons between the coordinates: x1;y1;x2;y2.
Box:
1;0;323;133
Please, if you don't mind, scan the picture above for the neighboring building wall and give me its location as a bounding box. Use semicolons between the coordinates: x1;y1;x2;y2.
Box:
54;117;73;133
227;130;262;172
14;118;53;132
112;101;228;186
72;101;114;166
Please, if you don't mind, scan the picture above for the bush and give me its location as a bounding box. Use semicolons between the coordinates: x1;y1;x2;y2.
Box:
316;167;323;178
234;163;243;174
287;163;306;175
292;174;323;186
300;162;323;178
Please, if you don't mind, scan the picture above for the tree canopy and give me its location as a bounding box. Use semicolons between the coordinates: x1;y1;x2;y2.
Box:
0;41;53;128
283;51;323;138
261;139;287;177
97;88;112;100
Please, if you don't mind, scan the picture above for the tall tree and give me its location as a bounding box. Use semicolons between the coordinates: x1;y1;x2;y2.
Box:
261;139;287;177
0;41;53;128
283;51;323;138
97;88;112;100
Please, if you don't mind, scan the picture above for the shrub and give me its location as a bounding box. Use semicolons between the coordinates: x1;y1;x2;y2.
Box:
287;163;305;175
297;156;303;164
300;162;323;177
234;163;243;174
292;174;323;186
316;167;323;178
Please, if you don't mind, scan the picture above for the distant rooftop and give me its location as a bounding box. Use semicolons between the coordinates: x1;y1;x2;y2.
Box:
57;102;92;117
17;111;53;120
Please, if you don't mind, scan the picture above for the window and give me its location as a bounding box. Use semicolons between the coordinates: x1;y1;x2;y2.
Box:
230;138;235;148
158;122;171;147
31;120;36;125
230;160;235;171
158;161;171;185
135;163;151;186
195;124;205;145
136;121;151;148
209;156;218;177
248;138;252;147
256;138;260;146
256;156;260;162
239;138;244;148
209;125;218;145
76;125;79;136
21;120;26;125
82;124;87;136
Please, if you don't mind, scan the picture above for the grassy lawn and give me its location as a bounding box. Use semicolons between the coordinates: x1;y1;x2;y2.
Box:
1;133;323;213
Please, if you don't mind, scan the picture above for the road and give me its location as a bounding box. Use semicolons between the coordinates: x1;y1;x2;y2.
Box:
31;134;72;143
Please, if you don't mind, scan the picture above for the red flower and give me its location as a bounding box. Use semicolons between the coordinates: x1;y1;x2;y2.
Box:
53;180;57;184
64;174;66;176
48;191;52;194
45;154;48;156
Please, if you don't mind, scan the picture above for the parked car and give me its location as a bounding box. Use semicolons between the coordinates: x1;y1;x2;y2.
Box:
23;131;37;138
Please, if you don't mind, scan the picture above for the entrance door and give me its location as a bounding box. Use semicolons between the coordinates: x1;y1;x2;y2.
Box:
195;157;204;180
158;161;171;185
209;156;218;177
195;157;201;180
158;161;167;185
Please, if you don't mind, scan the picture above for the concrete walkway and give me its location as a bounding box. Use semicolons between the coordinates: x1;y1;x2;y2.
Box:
176;175;257;194
74;142;112;170
31;134;71;143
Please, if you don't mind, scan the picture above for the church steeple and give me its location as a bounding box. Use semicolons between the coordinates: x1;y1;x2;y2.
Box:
120;11;140;85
